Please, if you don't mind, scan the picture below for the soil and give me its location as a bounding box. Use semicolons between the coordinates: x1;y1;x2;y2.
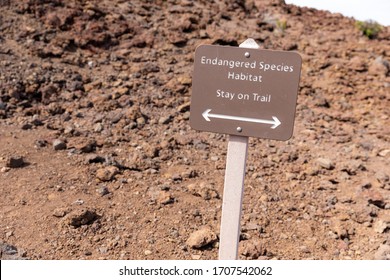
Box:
1;0;389;260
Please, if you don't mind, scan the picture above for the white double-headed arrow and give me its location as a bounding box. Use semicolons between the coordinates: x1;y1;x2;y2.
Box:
202;109;281;129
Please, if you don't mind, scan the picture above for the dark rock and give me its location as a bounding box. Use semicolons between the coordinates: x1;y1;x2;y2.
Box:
85;154;106;164
0;242;28;260
53;139;67;151
67;208;99;227
21;123;33;130
5;156;26;168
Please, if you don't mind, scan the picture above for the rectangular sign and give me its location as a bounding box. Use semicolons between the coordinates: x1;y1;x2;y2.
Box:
190;45;302;140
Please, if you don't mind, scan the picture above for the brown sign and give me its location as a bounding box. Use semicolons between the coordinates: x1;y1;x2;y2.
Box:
190;44;302;141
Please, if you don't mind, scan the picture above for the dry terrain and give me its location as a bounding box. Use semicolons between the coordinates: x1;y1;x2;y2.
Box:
1;0;389;260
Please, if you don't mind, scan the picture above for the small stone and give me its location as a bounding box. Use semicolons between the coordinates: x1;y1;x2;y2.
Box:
96;166;119;182
375;171;389;185
1;167;11;173
73;199;84;205
178;102;190;113
53;139;67;151
99;247;108;254
5;156;25;168
0;242;27;260
94;123;104;132
361;182;372;189
239;241;267;259
53;208;68;218
186;227;218;249
115;87;129;96
134;117;144;127
144;250;152;256
21;123;33;130
365;189;386;208
286;172;297;180
191;254;201;260
374;244;390;260
316;158;335;170
74;139;97;153
85;154;105;164
373;220;389;234
0;102;6;110
349;56;367;72
378;149;390;157
66;208;99;227
187;183;219;200
87;61;95;68
159;115;171;125
157;191;174;205
299;245;311;254
97;186;110;196
35;139;48;148
245;223;260;231
369;57;389;76
178;75;192;85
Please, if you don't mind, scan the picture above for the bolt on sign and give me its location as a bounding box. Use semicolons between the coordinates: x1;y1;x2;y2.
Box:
190;44;302;141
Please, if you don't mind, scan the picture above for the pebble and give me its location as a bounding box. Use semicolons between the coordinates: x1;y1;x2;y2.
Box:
0;242;27;260
94;123;104;132
97;186;110;196
158;115;171;125
373;220;389;234
187;183;219;200
316;158;335;170
378;149;390;157
85;154;105;164
239;241;267;259
96;166;119;182
72;199;84;205
0;101;6;110
374;244;390;260
186;227;218;249
66;208;99;227
5;156;25;168
144;250;152;256
375;171;389;186
52;208;68;218
99;247;108;254
53;139;67;151
73;139;97;153
21;123;33;130
299;245;311;254
157;191;174;205
35;139;48;148
369;56;389;76
1;167;11;173
191;254;201;260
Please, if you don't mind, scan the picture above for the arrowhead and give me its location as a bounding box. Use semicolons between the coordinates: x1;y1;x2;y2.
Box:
271;116;281;129
202;109;211;122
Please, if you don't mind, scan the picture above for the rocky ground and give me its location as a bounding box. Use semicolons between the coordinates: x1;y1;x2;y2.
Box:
0;0;389;260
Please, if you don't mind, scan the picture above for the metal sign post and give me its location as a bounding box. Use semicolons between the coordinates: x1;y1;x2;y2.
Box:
190;38;302;260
